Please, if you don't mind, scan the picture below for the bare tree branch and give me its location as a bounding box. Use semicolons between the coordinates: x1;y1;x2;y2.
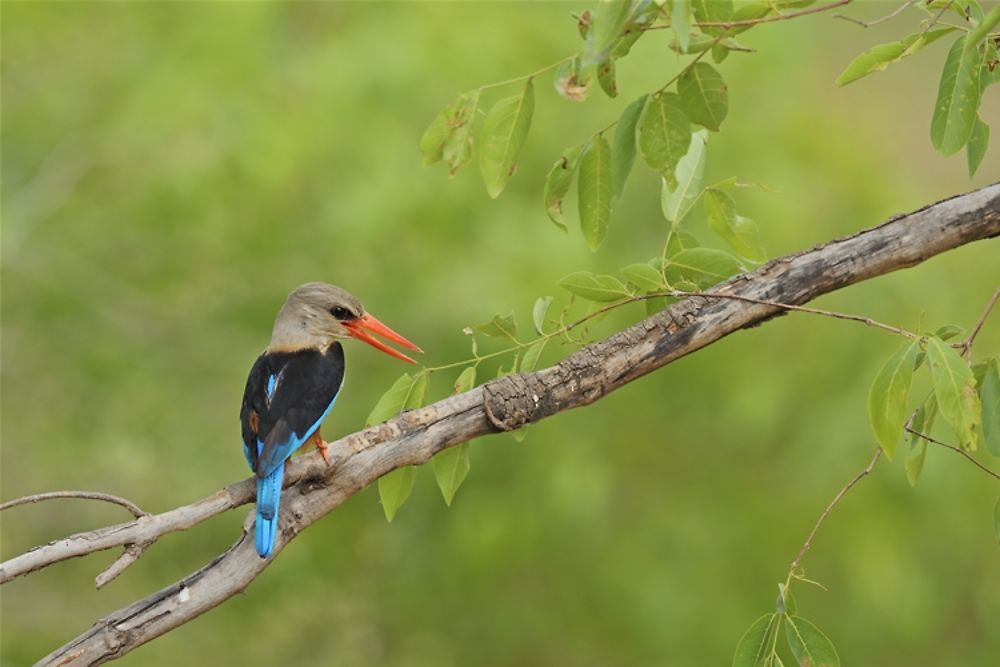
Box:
0;491;149;519
3;183;997;666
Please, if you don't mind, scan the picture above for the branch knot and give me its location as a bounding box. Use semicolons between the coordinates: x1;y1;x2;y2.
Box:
483;374;536;432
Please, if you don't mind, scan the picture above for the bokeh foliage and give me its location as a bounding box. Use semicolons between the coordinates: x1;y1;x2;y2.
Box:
1;2;998;666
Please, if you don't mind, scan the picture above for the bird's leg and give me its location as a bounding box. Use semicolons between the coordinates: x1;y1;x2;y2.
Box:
313;431;331;465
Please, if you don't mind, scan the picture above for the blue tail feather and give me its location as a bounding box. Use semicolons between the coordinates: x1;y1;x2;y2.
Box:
255;465;284;558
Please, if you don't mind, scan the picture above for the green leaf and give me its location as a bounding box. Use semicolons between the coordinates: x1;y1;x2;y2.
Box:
612;94;648;196
732;613;780;667
441;91;481;176
474;312;518;341
980;359;1000;456
934;324;966;341
405;372;428;410
669;34;747;54
784;616;840;667
672;0;692;53
432;444;470;506
479;79;535;198
622;262;666;291
597;56;618;98
678;63;729;131
665;247;741;289
558;271;630;302
835;29;956;86
532;296;553;335
665;229;700;257
994;496;1000;544
692;0;734;36
519;338;548;373
661;129;708;225
578;134;615;250
544;144;585;231
966;2;1000;52
931;36;983;156
420;91;481;173
639;92;692;187
905;395;937;486
967;116;990;177
615;1;661;58
704;188;766;262
926;336;982;450
586;0;634;65
366;373;415;426
378;466;416;522
867;339;920;460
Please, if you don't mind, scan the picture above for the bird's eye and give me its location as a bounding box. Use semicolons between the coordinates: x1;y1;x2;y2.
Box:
330;306;353;321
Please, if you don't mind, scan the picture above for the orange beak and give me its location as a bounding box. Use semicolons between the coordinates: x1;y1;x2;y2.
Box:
343;313;422;364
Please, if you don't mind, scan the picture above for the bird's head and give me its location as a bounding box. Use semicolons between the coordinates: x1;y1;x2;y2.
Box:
269;282;422;363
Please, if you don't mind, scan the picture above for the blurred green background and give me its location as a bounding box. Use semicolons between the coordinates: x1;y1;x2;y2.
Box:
2;1;998;665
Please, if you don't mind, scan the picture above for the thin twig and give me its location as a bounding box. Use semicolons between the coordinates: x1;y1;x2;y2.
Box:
905;427;1000;481
94;542;153;589
664;290;919;338
0;490;148;519
696;0;852;29
789;446;882;574
960;285;1000;359
833;0;917;28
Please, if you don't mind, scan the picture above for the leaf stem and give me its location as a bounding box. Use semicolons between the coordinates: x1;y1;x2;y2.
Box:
478;56;574;92
833;0;917;28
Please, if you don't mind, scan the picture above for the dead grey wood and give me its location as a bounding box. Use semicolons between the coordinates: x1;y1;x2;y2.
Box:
10;183;999;666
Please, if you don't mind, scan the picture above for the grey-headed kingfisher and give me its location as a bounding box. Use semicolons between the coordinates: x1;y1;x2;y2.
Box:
240;283;421;558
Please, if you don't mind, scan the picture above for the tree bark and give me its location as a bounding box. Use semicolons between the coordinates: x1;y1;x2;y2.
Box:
9;183;998;666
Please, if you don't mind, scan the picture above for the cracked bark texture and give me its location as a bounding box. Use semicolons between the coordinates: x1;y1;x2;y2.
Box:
14;183;1000;666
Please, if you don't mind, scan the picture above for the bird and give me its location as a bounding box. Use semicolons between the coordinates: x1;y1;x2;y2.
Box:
240;282;421;558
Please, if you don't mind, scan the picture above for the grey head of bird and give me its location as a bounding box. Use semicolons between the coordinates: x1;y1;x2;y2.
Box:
268;282;421;363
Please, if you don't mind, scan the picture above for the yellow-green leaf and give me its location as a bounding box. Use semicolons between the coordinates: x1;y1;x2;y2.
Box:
378;466;416;522
704;188;766;262
692;0;734;37
612;94;648;196
926;336;982;450
532;296;553;335
906;395;937;486
621;262;666;291
474;312;518;341
432;444;470;506
835;29;955;86
578;134;615;250
868;339;920;460
585;0;634;64
519;338;547;373
967;116;989;178
661;129;707;226
931;36;983;156
558;271;630;302
366;373;415;426
678;62;729;131
480;79;534;198
596;56;617;98
672;0;692;53
664;248;741;289
639;92;691;188
544;144;585;231
980;358;1000;456
732;613;780;667
784;615;840;667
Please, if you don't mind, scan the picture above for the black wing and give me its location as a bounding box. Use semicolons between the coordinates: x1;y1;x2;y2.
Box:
239;343;345;478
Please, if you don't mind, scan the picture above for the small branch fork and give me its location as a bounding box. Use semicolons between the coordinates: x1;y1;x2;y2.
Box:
2;184;998;667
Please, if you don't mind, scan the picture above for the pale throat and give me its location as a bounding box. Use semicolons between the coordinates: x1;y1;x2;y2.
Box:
267;316;333;353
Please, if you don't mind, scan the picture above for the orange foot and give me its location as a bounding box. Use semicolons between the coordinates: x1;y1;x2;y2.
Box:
313;432;331;465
